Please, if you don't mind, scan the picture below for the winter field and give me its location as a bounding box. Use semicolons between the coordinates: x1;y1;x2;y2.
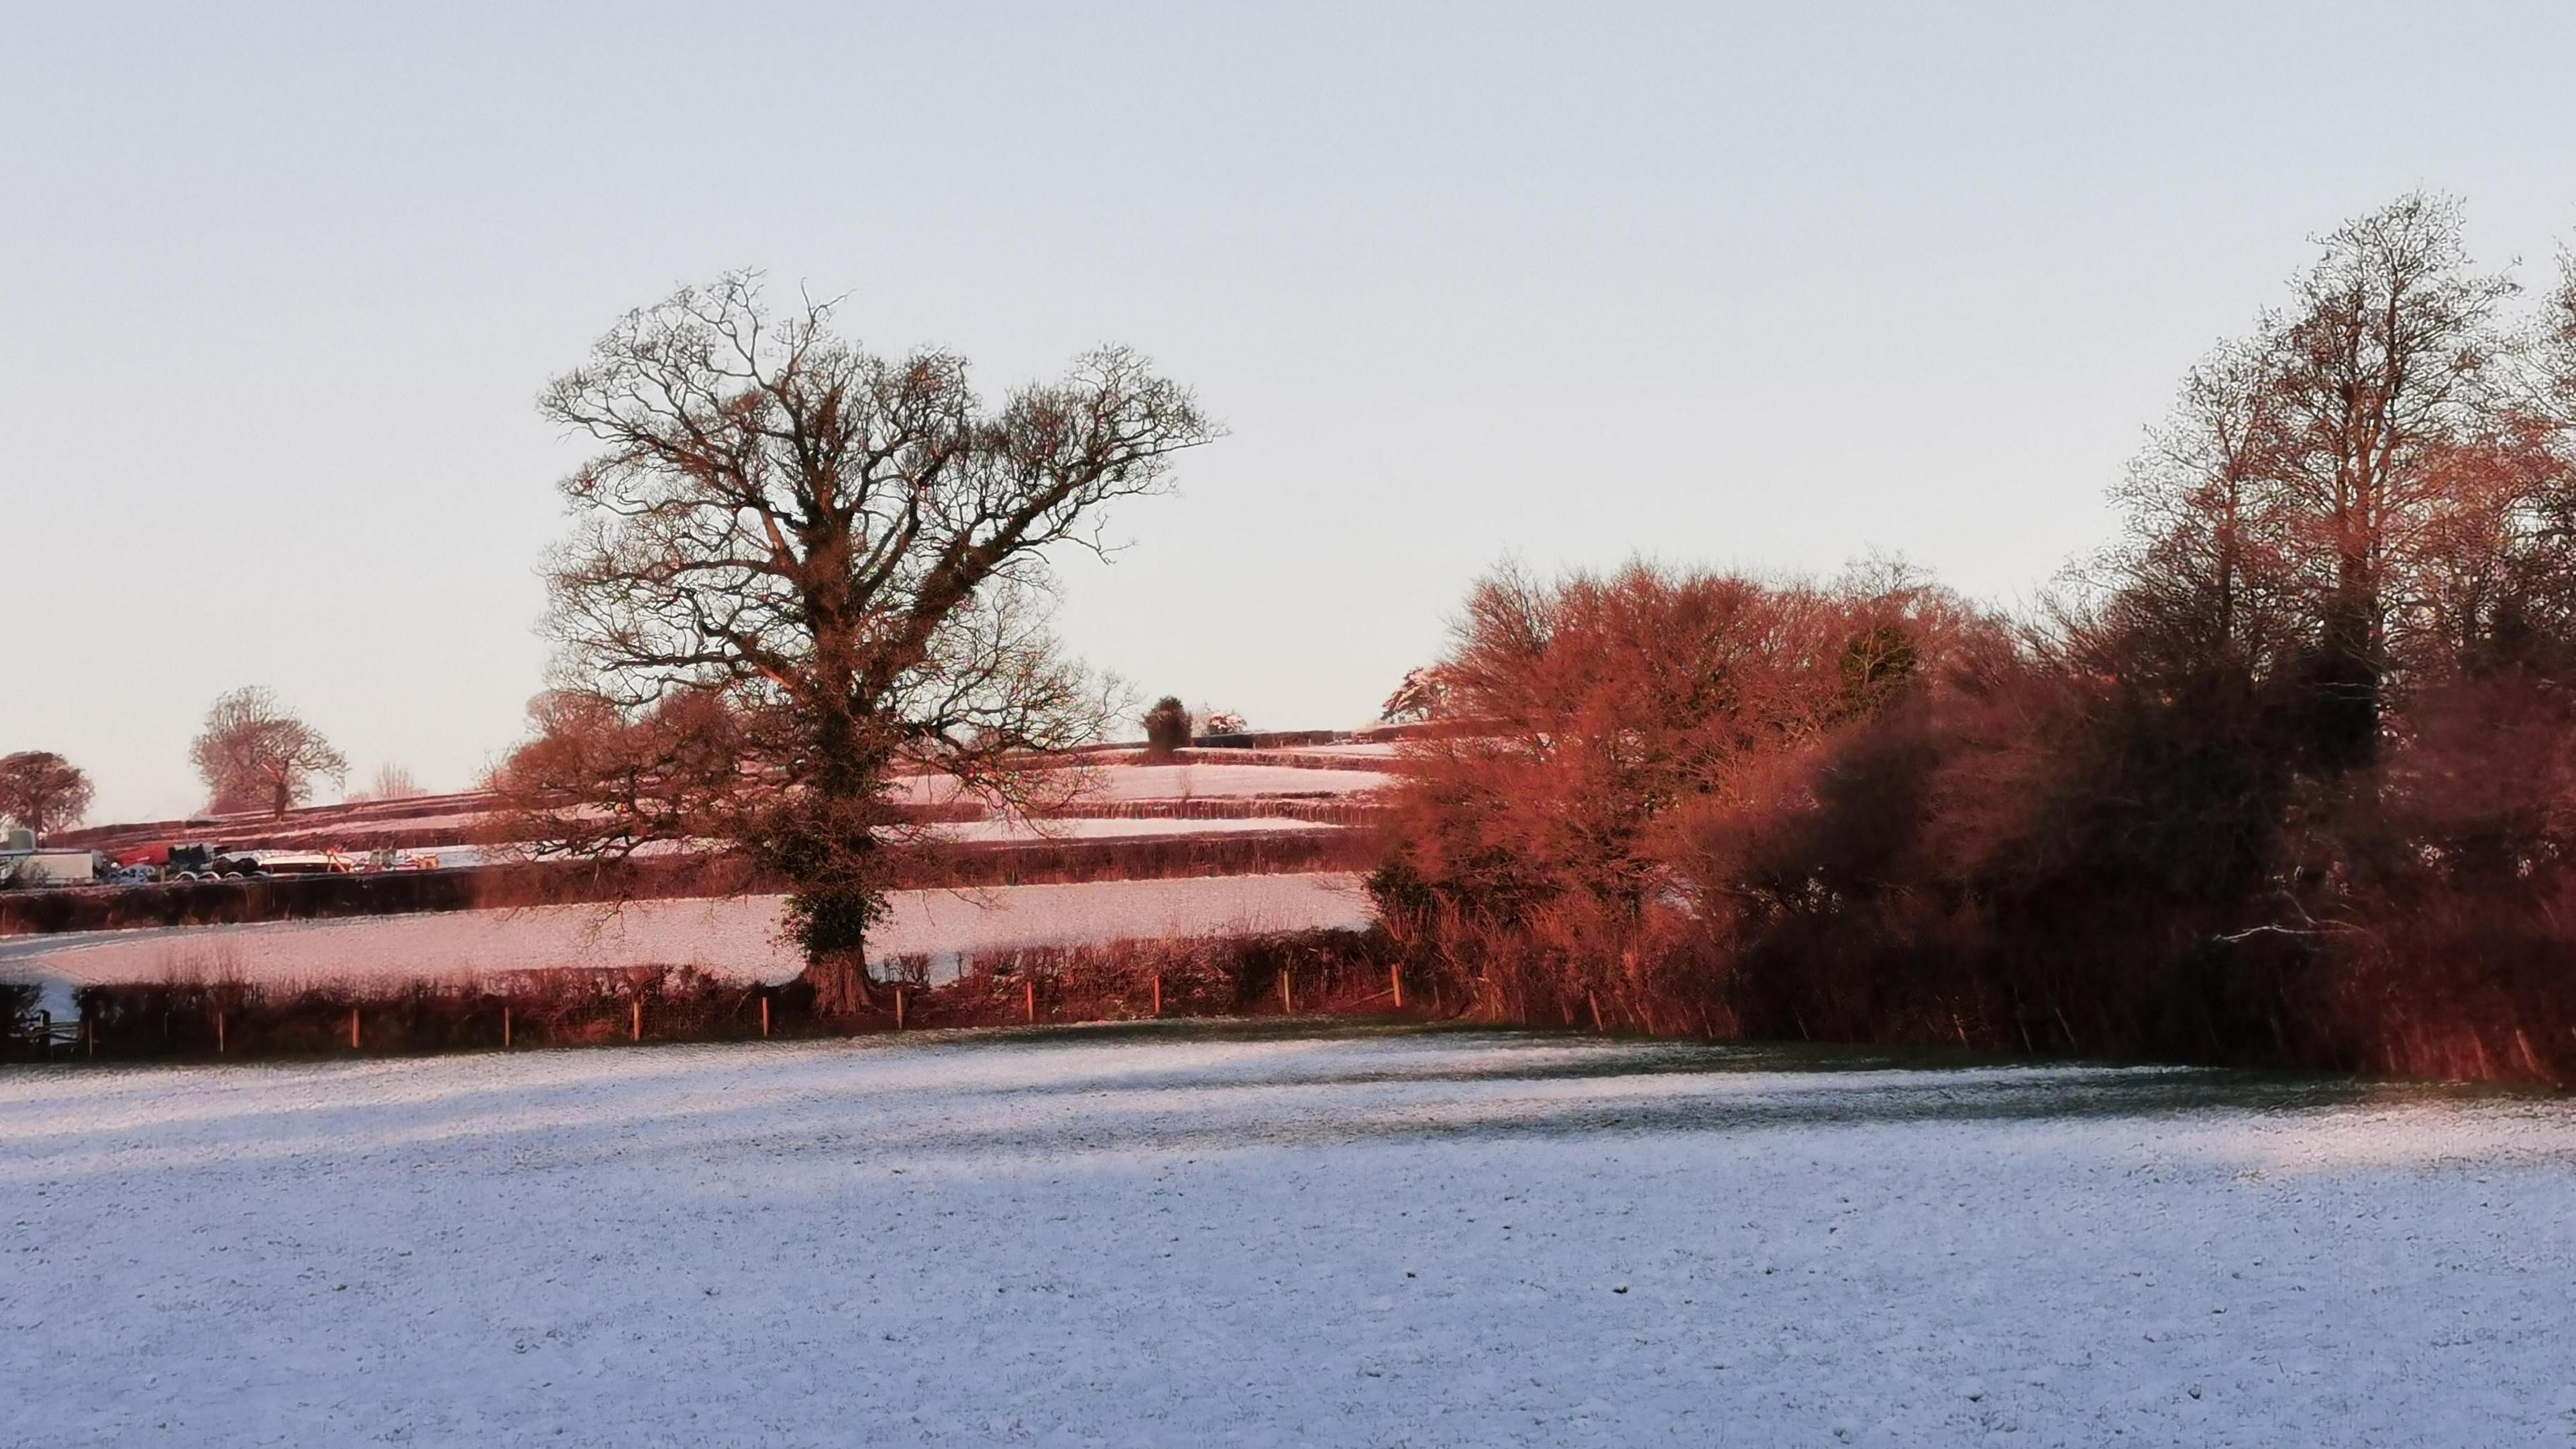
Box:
364;816;1344;872
0;874;1375;994
1;1028;2569;1446
893;763;1395;808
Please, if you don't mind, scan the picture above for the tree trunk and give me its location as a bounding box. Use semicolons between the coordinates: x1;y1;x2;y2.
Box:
2307;584;2380;773
783;703;890;1018
804;947;873;1017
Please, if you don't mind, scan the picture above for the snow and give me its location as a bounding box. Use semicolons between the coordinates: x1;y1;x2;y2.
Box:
924;816;1338;843
395;817;1330;869
1279;741;1407;758
0;874;1377;990
1073;764;1392;799
1;1029;2570;1446
390;845;500;869
892;763;1394;807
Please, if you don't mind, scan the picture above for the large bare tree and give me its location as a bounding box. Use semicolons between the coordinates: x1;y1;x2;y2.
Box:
191;686;349;818
2266;194;2517;765
0;751;94;839
523;272;1216;1012
2103;194;2532;766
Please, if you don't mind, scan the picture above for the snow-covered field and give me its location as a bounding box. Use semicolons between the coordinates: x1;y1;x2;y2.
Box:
894;763;1394;808
926;816;1338;843
2;1029;2569;1446
378;816;1338;869
0;874;1375;990
1282;741;1405;757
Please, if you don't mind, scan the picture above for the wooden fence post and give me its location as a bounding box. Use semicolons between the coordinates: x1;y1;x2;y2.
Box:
761;996;770;1038
350;1008;361;1051
1024;977;1036;1024
894;987;905;1030
1391;965;1403;1011
1152;974;1162;1018
215;1011;225;1055
502;1005;512;1050
1279;969;1292;1015
632;998;643;1042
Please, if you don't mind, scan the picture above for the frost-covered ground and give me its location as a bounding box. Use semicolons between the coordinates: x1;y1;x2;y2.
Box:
3;1028;2570;1446
361;817;1338;871
926;816;1338;843
894;763;1394;807
0;874;1373;991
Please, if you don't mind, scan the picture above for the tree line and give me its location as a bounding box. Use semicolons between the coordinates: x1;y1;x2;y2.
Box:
1371;194;2576;1079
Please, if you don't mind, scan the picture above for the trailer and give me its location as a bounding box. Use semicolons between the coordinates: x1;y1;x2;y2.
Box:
111;843;266;882
0;850;102;888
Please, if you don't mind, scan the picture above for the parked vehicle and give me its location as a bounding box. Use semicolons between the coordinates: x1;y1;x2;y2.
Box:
145;844;266;881
0;850;103;888
257;851;359;877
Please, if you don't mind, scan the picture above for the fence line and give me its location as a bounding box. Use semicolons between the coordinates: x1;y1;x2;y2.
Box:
1;929;1421;1065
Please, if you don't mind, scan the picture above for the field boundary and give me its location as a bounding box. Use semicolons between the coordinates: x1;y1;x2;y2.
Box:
0;828;1380;937
5;928;1412;1063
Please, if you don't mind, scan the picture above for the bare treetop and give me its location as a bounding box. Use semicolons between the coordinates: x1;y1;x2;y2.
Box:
2094;193;2571;769
350;763;425;802
541;272;1214;743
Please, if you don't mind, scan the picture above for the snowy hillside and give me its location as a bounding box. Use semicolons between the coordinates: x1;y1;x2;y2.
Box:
0;874;1377;989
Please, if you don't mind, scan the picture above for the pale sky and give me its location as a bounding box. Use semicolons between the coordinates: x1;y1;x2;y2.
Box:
7;1;2575;824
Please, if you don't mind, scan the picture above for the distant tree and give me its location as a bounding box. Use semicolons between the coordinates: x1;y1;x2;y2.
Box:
0;752;93;839
356;764;426;801
191;687;348;818
1198;706;1248;736
487;688;755;861
1140;697;1193;756
1379;666;1451;723
530;272;1216;1013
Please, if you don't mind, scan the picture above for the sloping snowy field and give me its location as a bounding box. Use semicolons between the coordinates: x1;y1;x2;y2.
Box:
0;874;1374;989
893;763;1394;808
376;816;1340;871
3;1028;2570;1446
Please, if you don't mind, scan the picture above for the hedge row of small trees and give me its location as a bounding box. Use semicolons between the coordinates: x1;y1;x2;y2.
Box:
22;930;1389;1062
